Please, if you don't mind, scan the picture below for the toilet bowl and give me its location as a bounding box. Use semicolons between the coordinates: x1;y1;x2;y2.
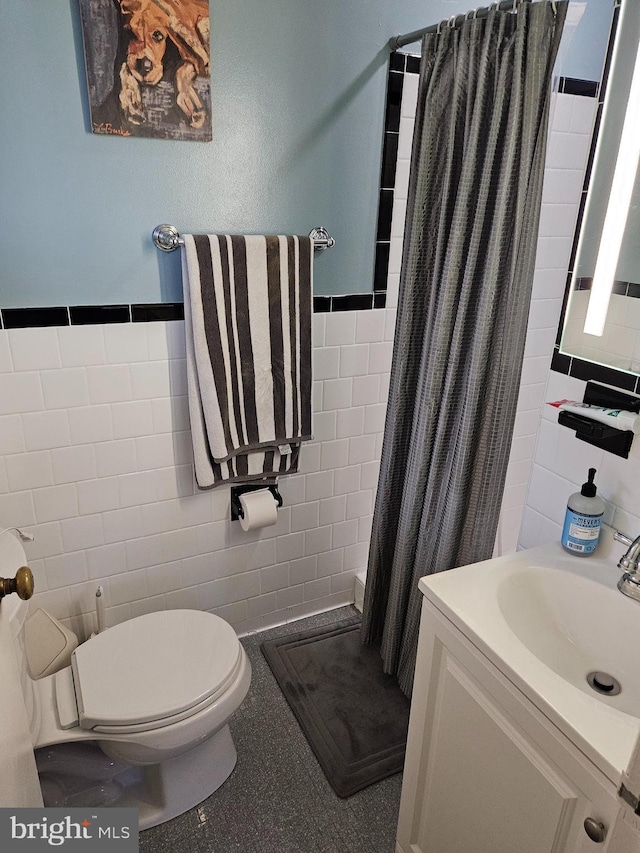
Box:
0;531;251;830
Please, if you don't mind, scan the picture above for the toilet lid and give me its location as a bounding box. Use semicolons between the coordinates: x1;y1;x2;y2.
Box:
71;610;242;729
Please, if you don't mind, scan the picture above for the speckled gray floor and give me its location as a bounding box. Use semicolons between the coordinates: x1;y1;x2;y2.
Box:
139;606;402;853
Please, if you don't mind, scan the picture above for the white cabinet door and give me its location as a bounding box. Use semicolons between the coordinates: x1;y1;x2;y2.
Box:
397;603;620;853
409;649;590;852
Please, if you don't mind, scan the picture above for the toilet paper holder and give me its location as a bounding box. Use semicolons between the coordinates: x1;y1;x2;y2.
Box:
230;484;283;521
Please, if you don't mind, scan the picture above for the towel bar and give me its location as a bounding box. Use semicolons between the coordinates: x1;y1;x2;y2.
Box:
152;224;335;253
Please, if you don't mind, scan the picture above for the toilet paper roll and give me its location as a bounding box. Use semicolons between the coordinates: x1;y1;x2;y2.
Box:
239;489;279;531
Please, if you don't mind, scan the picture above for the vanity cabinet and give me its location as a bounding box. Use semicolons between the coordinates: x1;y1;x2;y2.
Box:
396;600;630;853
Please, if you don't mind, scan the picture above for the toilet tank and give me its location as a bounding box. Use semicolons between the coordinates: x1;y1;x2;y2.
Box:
0;531;43;806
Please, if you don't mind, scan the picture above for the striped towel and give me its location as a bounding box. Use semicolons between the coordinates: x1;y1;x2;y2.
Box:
182;234;313;489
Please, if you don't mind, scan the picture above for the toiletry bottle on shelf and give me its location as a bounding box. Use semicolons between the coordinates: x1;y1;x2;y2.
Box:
561;468;605;557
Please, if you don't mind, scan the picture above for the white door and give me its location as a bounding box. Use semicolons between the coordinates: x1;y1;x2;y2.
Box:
0;534;43;807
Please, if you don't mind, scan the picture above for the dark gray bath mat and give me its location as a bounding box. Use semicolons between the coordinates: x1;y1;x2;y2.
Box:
261;617;410;797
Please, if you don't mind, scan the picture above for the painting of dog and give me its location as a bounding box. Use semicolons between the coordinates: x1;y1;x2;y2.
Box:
80;0;212;141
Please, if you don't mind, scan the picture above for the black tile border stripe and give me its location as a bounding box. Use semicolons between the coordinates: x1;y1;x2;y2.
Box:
2;307;70;329
332;294;376;312
550;346;640;395
380;132;399;189
132;303;185;322
71;305;130;325
373;243;391;292
1;294;388;329
371;50;414;298
389;52;405;72
553;3;639;392
313;293;386;313
572;277;640;299
0;304;195;328
558;76;599;98
376;189;394;242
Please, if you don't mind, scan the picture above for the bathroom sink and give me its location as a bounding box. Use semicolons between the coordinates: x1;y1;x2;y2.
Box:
418;525;640;784
497;565;640;716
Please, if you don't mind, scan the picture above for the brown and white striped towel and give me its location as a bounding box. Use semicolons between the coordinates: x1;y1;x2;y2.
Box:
182;234;313;489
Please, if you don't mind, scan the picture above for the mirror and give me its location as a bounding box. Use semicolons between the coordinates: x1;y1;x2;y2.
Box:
560;0;640;376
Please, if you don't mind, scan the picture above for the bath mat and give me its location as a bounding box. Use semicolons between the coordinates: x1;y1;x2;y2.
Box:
261;617;410;797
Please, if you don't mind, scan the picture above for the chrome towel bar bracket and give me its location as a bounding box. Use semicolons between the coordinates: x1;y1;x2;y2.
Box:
153;224;183;252
152;224;335;253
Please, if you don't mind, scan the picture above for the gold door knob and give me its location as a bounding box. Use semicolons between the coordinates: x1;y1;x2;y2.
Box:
583;818;607;843
0;566;34;600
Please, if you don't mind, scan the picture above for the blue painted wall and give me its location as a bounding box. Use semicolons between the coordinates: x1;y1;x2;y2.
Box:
0;1;612;307
561;0;614;83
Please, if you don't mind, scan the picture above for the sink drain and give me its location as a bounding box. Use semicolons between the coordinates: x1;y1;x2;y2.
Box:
587;671;621;696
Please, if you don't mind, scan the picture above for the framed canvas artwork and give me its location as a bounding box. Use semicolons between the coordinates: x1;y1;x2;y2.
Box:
79;0;212;141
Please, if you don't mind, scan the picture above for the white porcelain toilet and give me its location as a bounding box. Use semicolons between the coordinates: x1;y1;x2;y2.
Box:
0;530;251;829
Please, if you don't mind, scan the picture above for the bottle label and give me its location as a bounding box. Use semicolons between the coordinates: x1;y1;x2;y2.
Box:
562;510;603;554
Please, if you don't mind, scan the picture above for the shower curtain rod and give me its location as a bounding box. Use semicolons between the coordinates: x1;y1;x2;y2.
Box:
389;0;520;50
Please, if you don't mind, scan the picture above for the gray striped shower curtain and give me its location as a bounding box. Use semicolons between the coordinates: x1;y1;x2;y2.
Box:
362;1;567;696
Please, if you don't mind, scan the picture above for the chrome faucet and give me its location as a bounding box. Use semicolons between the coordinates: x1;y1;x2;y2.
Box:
613;531;640;601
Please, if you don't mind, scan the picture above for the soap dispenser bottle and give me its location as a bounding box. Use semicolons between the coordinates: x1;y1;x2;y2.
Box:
561;468;605;556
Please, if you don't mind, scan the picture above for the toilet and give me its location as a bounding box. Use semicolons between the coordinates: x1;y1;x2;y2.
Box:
0;530;251;829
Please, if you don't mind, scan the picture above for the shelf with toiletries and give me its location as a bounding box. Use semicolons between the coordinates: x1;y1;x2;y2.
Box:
549;381;640;458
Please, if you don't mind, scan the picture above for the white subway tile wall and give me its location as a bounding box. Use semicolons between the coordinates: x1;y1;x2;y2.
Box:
503;92;598;553
521;370;640;550
520;88;640;549
0;93;595;638
0;312;397;639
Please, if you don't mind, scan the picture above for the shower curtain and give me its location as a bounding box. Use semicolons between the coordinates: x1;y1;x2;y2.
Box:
362;0;567;696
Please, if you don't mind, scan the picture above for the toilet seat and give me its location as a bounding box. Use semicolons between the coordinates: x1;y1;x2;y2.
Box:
64;610;243;733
